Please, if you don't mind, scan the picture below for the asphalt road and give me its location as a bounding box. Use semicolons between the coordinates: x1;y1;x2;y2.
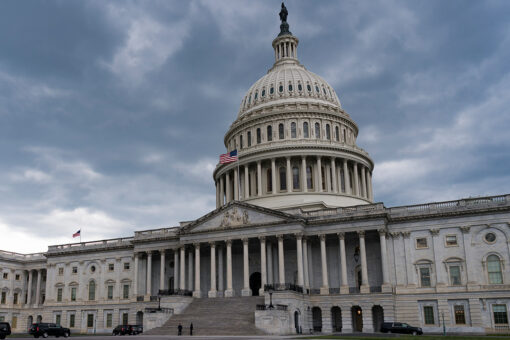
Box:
11;336;298;340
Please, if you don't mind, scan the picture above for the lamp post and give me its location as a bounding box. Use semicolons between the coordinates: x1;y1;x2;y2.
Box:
268;288;274;309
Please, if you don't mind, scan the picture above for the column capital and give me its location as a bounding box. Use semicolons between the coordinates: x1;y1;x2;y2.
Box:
276;234;284;241
319;234;326;241
241;238;249;244
357;230;366;237
430;228;440;236
256;160;261;165
378;229;387;237
389;231;401;239
402;231;411;239
460;226;471;234
258;236;266;242
337;232;345;240
295;233;303;240
209;241;216;248
226;239;232;246
193;242;200;249
301;155;306;160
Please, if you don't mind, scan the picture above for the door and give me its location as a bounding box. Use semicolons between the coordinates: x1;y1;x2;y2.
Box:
249;272;261;296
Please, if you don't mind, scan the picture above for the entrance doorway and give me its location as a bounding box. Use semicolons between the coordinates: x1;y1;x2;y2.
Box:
312;307;322;332
294;311;300;334
331;306;342;332
250;272;261;296
372;305;384;332
136;311;143;326
27;316;33;329
351;306;363;332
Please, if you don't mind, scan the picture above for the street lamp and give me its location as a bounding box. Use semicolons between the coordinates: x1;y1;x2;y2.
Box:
268;288;274;309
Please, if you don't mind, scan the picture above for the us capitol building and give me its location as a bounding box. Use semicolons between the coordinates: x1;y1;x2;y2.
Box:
1;5;509;335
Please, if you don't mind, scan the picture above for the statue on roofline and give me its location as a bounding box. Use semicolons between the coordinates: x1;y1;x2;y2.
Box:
279;2;288;23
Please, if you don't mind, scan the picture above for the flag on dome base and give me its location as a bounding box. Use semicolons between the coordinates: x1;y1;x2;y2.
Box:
72;230;81;238
219;150;238;164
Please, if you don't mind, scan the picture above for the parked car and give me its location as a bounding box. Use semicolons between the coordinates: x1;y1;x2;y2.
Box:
29;323;70;338
381;322;423;335
112;325;133;336
130;325;143;335
0;322;11;339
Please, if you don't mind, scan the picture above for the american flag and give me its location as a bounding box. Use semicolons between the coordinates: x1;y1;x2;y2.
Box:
72;229;81;238
219;150;238;164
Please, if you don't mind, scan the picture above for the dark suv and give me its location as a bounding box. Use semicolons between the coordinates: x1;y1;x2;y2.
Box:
0;322;11;339
112;325;133;336
131;325;143;335
29;323;70;338
381;322;423;335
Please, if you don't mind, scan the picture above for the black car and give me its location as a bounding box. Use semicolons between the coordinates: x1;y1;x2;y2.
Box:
130;325;143;335
0;322;11;340
112;325;133;336
29;323;70;338
381;322;423;335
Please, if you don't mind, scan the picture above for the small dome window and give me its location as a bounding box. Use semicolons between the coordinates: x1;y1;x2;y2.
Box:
254;91;258;100
307;84;312;92
315;85;320;93
262;89;266;97
298;83;303;91
248;95;251;104
323;87;327;95
279;84;284;93
270;86;274;95
288;83;293;91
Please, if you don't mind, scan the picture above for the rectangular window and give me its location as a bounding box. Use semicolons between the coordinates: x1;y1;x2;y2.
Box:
107;285;113;300
1;292;6;304
493;304;509;325
3;273;8;279
69;314;75;328
106;313;113;328
56;314;61;326
423;306;435;324
122;313;128;325
454;305;466;324
445;235;458;246
0;316;3;322
420;267;431;287
450;266;462;285
123;262;130;270
58;268;64;275
72;267;78;274
108;263;114;271
13;293;18;305
11;316;17;329
57;288;63;302
87;314;94;328
416;237;428;249
15;274;20;281
71;287;76;301
123;285;129;299
239;135;243;149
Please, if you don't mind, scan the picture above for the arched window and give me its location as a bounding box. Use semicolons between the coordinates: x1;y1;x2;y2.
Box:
335;126;339;141
307;84;312;92
240;135;243;149
292;166;300;190
256;128;261;144
306;166;313;189
261;88;266;97
326;124;331;140
488;255;503;284
315;123;321;139
88;281;96;301
254;91;258;100
298;83;303;91
279;123;284;140
342;129;346;143
291;122;297;138
303;122;309;138
279;84;284;93
270;86;274;95
267;125;272;142
288;83;293;91
247;131;252;147
267;169;272;193
279;167;287;191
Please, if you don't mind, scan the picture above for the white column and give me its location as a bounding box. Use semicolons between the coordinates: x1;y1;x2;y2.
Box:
173;250;179;291
353;162;359;196
367;170;373;201
160;250;166;291
331;158;337;193
218;245;224;293
286;157;292;192
326;164;331;192
244;165;249;199
225;240;234;297
257;161;262;196
188;250;193;291
361;165;367;198
317;157;323;192
338;233;349;294
146;252;152;295
358;231;369;293
277;235;285;284
301;157;307;192
216;180;220;208
319;234;329;294
220;176;225;206
27;270;33;305
234;167;239;200
271;158;276;193
180;247;185;290
343;159;351;194
134;254;139;296
208;243;217;297
225;172;231;203
259;237;267;296
379;229;391;291
193;243;201;297
296;234;304;287
267;242;274;284
302;238;310;289
241;238;251;296
35;270;42;305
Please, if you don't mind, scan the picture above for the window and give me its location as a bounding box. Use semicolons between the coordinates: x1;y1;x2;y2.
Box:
279;84;283;93
314;123;320;138
298;83;302;91
423;306;435;325
485;232;496;243
261;89;266;97
72;267;77;274
416;237;428;249
270;86;274;95
315;85;320;93
449;265;462;285
239;135;243;149
2;273;7;279
278;123;284;140
291;122;296;138
87;314;94;328
487;255;503;284
90;266;96;273
123;262;130;270
454;305;466;324
69;314;75;328
58;268;64;275
266;169;272;193
247;131;252;147
89;281;96;301
108;263;114;272
292;167;300;190
279;167;286;191
1;292;6;304
56;314;61;326
71;287;76;301
419;267;431;287
122;313;129;325
267;126;272;141
254;91;258;100
256;128;261;144
335;126;339;141
15;274;20;281
493;304;508;325
342;129;346;143
288;83;293;91
57;288;63;302
307;84;312;92
303;122;309;138
123;285;129;299
106;313;113;328
306;166;313;189
445;235;458;246
13;293;18;304
326;124;331;140
107;285;114;300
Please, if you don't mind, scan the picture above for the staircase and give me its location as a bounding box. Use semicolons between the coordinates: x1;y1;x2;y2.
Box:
145;296;266;336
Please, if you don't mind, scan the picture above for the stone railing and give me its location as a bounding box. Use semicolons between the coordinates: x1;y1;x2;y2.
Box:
158;289;193;297
48;237;133;253
302;202;385;219
264;283;304;294
134;227;179;240
145;307;173;314
0;250;46;262
256;304;288;311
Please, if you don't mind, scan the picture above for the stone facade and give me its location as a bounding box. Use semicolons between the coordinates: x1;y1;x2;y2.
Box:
1;5;509;336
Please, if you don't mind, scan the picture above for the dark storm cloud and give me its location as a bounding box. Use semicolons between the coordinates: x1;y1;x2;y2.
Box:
0;0;509;252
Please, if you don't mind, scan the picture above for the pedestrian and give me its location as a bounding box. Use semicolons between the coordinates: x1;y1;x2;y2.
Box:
177;323;182;336
190;322;193;336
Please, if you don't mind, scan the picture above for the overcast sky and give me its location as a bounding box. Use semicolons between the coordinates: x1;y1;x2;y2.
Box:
1;0;509;253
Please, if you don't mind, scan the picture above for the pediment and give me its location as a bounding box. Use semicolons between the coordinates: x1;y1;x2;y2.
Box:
182;201;302;233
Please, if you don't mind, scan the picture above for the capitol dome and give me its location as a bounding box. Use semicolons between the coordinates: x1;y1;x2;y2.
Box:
213;9;374;211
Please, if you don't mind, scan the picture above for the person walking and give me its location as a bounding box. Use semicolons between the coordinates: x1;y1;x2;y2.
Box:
177;323;182;336
189;323;193;336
